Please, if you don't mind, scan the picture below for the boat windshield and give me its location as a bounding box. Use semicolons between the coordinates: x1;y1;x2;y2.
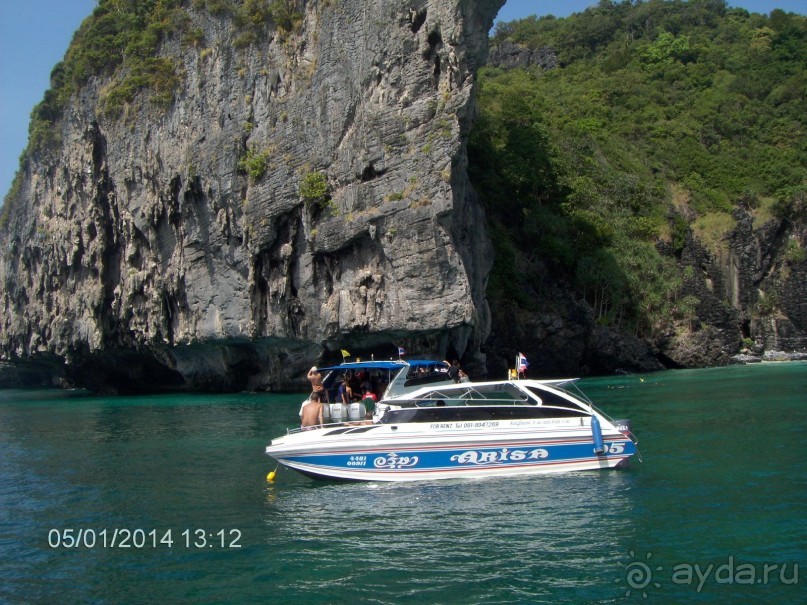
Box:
524;381;620;421
379;405;588;424
388;381;594;414
403;382;530;404
523;385;589;411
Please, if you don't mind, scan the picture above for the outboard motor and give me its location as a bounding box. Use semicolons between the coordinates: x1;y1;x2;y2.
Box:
614;418;636;441
330;403;345;423
348;402;366;421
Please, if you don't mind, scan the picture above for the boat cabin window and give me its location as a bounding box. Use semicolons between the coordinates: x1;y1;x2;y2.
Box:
525;386;587;411
410;384;530;404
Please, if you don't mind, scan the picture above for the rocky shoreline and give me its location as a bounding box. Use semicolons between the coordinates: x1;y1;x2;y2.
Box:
731;351;807;364
0;360;62;389
2;347;805;393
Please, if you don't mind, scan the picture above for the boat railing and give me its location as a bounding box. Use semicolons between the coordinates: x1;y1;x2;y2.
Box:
285;419;376;435
399;397;534;407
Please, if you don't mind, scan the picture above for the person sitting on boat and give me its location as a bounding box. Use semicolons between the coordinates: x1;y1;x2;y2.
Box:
301;391;324;429
307;366;328;402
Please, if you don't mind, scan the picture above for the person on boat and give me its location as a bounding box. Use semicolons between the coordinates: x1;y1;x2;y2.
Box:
307;366;328;402
361;375;375;397
301;391;324;429
337;376;353;404
458;369;470;383
347;370;362;400
447;359;461;383
361;386;378;419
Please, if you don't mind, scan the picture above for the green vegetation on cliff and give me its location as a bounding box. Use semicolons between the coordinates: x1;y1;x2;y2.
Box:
470;0;806;337
4;0;190;224
3;0;304;224
29;0;190;152
25;0;302;156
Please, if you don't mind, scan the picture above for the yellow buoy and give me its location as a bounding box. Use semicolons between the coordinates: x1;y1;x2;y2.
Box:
267;471;276;482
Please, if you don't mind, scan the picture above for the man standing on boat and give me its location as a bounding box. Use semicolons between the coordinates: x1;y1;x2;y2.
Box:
447;360;461;383
337;376;353;404
307;366;328;402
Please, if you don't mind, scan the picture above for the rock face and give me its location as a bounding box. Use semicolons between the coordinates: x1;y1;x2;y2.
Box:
655;206;807;368
0;0;505;392
482;202;807;377
483;286;665;381
488;40;558;71
0;361;61;389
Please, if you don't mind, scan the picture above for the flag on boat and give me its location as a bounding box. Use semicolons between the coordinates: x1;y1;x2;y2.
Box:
341;349;350;359
517;353;529;373
398;346;406;357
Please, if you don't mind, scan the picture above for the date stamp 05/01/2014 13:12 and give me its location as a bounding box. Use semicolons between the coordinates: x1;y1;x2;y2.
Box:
47;528;242;549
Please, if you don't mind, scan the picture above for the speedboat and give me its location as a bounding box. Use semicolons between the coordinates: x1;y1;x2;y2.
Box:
266;378;639;481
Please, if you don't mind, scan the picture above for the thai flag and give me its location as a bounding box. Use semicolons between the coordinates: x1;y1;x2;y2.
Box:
398;346;406;357
517;353;529;372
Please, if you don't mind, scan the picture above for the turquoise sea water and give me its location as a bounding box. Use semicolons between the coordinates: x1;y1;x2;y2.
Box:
1;362;804;604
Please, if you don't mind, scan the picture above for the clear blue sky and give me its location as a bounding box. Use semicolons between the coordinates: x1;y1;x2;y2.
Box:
1;0;805;201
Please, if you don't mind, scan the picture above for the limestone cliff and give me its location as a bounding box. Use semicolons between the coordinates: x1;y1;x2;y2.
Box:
0;0;505;392
658;206;807;367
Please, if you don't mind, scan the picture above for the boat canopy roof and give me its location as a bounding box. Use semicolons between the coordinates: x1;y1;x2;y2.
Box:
385;379;591;406
318;359;447;372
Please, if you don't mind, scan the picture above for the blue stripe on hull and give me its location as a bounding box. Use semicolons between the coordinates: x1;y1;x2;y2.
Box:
276;439;636;480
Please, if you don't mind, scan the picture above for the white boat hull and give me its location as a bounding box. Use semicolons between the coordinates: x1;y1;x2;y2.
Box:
266;418;636;482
